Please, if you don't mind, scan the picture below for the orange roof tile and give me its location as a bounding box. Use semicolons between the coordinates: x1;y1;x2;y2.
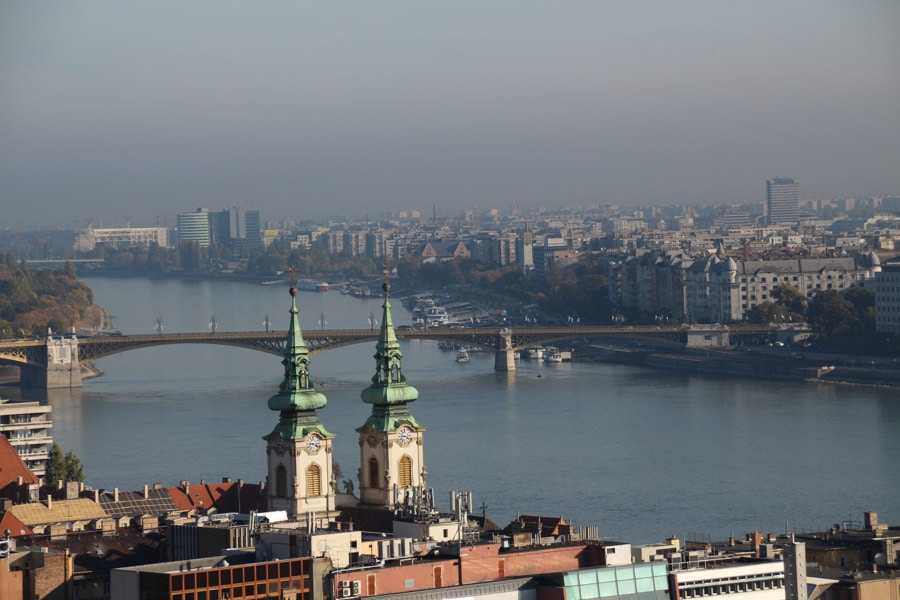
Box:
0;435;39;489
0;510;33;538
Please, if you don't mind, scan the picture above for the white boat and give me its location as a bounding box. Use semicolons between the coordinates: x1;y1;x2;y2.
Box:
544;347;562;363
424;306;450;327
525;347;543;360
456;349;470;363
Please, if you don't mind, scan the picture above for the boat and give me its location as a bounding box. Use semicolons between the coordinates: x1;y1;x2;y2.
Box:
456;347;470;363
424;306;450;328
525;347;543;360
544;347;562;363
316;282;329;292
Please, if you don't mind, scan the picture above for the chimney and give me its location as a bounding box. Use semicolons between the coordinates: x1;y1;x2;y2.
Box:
113;488;119;502
17;476;22;486
94;490;99;502
864;512;878;530
46;496;52;509
143;485;149;499
57;480;64;490
237;479;243;488
222;477;231;484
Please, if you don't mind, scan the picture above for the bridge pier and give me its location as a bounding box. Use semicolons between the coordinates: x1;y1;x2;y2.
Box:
494;328;516;372
21;337;82;389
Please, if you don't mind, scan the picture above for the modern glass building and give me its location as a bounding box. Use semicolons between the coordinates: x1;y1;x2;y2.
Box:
176;208;211;247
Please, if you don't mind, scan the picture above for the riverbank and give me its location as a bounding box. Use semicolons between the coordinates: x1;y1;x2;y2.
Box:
74;304;114;335
583;344;900;389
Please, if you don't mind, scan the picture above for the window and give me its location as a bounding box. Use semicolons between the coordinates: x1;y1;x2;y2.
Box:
276;465;287;497
398;456;412;487
369;457;379;487
306;464;321;496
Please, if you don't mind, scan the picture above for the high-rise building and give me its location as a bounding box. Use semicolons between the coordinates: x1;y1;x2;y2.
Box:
176;208;211;247
209;206;262;256
766;177;799;225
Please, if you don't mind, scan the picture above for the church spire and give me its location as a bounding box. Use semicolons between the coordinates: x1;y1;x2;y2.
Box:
267;268;329;435
265;270;335;521
357;266;425;507
360;265;419;409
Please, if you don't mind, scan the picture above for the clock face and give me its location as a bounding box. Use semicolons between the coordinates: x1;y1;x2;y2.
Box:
397;428;412;446
306;435;321;452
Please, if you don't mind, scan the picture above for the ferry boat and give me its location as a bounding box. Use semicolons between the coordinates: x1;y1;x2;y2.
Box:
544;347;562;363
316;282;329;292
456;348;470;363
525;347;544;360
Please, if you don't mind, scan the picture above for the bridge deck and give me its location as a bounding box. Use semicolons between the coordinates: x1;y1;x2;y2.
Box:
0;324;776;366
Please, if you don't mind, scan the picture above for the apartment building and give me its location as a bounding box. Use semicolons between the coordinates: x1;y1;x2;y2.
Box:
0;399;52;477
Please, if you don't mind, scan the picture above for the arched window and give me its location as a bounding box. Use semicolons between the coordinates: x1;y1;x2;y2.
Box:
276;465;288;498
306;464;321;496
398;455;412;487
368;457;379;488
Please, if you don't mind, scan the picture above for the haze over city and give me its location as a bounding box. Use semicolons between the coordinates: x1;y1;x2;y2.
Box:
2;1;899;229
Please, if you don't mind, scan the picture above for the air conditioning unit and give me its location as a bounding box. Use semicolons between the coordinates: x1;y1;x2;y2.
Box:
351;581;361;595
339;581;350;589
340;588;352;598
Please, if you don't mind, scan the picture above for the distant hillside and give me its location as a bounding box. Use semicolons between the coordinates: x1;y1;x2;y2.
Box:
0;255;94;338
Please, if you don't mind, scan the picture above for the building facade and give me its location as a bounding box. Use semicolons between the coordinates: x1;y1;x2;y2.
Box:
0;400;52;477
767;177;800;225
874;257;900;334
176;208;211;247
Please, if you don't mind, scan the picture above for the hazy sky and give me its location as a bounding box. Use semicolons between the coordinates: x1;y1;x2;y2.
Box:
2;1;899;229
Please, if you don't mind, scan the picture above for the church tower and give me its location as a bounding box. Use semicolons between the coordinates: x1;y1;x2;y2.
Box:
264;275;336;524
357;268;426;507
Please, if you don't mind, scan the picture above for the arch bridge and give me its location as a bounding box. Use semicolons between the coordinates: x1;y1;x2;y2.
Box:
0;324;772;388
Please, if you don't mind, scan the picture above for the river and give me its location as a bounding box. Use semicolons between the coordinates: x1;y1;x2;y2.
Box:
6;276;899;544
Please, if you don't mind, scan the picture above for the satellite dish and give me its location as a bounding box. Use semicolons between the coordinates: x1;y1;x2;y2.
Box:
874;552;887;566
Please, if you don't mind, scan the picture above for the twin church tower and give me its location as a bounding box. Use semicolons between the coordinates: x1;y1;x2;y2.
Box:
263;269;425;526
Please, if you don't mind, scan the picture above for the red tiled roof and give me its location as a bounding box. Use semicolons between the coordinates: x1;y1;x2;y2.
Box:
0;434;39;500
166;481;266;514
0;510;33;538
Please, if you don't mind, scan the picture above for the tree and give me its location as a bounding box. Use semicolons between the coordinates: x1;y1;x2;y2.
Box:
770;283;807;319
45;443;65;483
44;443;86;483
64;451;85;482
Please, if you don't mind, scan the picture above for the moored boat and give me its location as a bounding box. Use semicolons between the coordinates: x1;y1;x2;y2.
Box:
544;347;562;363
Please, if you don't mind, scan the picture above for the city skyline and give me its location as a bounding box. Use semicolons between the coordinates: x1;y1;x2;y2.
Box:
2;2;899;229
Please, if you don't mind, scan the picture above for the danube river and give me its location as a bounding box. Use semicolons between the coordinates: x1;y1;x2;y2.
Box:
8;276;899;544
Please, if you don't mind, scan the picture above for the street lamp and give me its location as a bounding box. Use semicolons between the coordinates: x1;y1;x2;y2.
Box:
209;315;218;334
